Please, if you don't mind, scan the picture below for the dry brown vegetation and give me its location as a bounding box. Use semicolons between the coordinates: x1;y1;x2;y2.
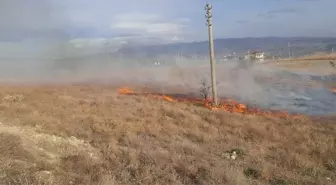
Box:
281;52;336;61
269;54;336;76
296;53;336;61
0;84;335;185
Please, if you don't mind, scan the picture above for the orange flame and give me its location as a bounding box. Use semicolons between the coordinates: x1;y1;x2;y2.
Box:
117;87;301;119
118;87;135;95
163;95;174;102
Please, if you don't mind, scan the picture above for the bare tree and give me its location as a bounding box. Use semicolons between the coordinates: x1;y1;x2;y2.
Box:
199;78;211;100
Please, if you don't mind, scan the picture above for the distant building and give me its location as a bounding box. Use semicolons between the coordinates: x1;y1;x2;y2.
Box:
244;50;266;61
255;52;265;61
255;52;264;59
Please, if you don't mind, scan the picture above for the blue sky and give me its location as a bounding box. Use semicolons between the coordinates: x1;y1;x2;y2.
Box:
0;0;335;45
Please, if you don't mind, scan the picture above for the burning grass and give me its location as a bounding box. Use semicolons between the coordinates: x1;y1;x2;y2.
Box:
0;84;335;185
118;87;301;119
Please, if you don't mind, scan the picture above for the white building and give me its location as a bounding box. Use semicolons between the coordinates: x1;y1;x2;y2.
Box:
244;51;267;62
255;52;265;60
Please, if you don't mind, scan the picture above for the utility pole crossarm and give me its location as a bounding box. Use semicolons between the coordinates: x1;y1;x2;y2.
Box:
205;2;218;106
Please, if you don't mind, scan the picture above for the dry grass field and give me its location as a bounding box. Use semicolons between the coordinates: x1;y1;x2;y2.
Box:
272;61;335;75
0;84;335;185
268;53;336;76
281;52;336;61
284;53;336;61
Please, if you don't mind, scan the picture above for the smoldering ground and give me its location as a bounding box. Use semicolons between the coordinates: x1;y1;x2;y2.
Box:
147;60;336;116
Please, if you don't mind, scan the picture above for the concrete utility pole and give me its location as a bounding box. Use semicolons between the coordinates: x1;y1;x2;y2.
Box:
205;2;218;106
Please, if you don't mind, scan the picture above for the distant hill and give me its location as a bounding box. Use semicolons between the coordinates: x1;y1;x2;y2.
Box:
4;37;335;73
117;37;336;59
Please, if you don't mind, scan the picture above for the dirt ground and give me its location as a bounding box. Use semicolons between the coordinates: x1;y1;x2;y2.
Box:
0;83;335;185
